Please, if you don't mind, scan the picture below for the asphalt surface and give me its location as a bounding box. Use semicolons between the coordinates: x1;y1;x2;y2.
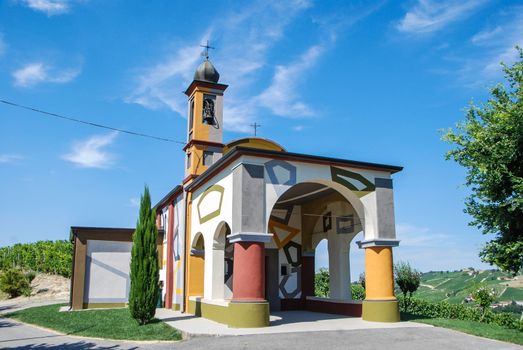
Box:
1;317;522;350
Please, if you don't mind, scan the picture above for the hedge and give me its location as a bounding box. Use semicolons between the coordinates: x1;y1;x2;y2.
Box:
0;240;72;277
400;297;523;331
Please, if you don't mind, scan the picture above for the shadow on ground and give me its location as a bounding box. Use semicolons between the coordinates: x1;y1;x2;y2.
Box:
0;342;138;350
270;311;349;326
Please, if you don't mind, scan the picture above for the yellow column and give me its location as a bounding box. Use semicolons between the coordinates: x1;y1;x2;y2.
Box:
362;246;400;322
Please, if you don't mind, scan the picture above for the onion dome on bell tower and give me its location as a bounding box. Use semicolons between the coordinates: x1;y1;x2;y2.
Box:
194;59;220;83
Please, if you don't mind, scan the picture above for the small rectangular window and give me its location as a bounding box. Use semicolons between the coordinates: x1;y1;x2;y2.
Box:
186;153;191;169
189;99;194;130
203;151;214;166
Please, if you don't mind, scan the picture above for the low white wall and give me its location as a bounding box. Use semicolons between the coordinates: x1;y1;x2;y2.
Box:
84;240;132;304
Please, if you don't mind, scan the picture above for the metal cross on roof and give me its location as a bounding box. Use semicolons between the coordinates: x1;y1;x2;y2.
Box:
200;40;215;60
250;122;261;137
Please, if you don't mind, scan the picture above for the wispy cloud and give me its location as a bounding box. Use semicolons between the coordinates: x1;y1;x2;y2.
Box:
13;62;80;87
393;222;492;273
125;38;208;116
128;197;140;208
454;8;523;86
20;0;70;15
471;26;502;44
396;223;449;247
397;0;487;34
126;0;323;132
257;45;323;118
0;154;23;163
62;132;118;169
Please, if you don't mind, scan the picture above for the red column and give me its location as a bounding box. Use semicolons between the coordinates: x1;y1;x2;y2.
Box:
165;204;175;309
301;255;315;298
232;241;265;301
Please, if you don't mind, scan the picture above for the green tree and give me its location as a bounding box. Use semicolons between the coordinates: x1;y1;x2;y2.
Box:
443;47;523;276
351;284;365;300
471;285;496;321
314;268;330;297
394;261;421;310
129;185;159;325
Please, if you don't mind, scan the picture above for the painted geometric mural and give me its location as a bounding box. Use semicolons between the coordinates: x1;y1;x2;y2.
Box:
268;219;300;250
197;185;224;224
330;167;375;196
336;215;355;234
265;160;297;185
268;204;302;300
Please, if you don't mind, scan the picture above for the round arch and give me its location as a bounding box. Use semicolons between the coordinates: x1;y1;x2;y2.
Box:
266;180;365;303
211;221;232;300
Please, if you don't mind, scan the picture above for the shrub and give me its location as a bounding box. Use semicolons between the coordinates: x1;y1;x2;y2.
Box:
400;297;523;331
351;284;365;300
314;268;330;297
25;270;36;284
0;268;31;298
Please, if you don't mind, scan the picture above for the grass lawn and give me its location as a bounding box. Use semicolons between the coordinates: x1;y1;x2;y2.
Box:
402;313;523;346
5;304;181;341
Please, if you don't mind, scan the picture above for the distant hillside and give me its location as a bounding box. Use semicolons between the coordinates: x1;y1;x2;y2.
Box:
416;269;523;304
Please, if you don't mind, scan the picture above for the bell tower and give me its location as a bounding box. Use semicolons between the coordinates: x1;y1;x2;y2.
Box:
183;45;228;181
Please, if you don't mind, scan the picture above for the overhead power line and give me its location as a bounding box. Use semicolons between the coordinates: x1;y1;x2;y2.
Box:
0;99;186;145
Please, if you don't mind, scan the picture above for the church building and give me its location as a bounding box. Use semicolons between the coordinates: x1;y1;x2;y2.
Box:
70;53;403;328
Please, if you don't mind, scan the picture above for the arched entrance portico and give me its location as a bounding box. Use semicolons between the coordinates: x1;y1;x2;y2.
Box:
266;180;399;321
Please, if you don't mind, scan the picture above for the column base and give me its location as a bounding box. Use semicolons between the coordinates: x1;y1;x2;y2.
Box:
228;301;270;328
362;299;400;322
188;297;269;328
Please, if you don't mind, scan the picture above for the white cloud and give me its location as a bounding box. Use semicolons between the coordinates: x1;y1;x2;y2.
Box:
456;9;523;85
21;0;70;15
396;223;450;247
126;39;207;116
128;198;140;208
12;62;80;87
397;0;487;34
126;0;317;132
257;45;323;118
471;26;502;44
0;154;23;163
62;132;118;169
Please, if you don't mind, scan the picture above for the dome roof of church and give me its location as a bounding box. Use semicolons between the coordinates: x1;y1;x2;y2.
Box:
223;137;286;154
194;59;220;83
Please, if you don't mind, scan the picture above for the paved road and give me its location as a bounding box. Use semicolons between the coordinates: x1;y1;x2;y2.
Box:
0;317;521;350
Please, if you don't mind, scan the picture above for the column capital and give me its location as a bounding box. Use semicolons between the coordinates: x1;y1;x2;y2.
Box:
356;239;400;249
228;232;273;243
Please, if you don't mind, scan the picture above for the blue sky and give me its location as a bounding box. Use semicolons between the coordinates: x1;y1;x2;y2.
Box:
1;0;522;277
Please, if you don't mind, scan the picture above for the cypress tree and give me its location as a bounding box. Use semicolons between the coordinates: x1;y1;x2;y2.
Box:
129;185;159;325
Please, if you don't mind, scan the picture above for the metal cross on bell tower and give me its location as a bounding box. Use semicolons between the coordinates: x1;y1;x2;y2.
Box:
200;40;215;60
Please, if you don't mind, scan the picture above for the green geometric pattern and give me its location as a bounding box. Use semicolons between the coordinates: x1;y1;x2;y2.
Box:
330;167;375;193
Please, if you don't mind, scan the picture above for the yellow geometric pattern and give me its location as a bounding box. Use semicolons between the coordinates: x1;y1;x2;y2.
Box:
268;219;300;249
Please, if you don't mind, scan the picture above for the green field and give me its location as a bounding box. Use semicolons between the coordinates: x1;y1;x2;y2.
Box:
415;269;523;304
